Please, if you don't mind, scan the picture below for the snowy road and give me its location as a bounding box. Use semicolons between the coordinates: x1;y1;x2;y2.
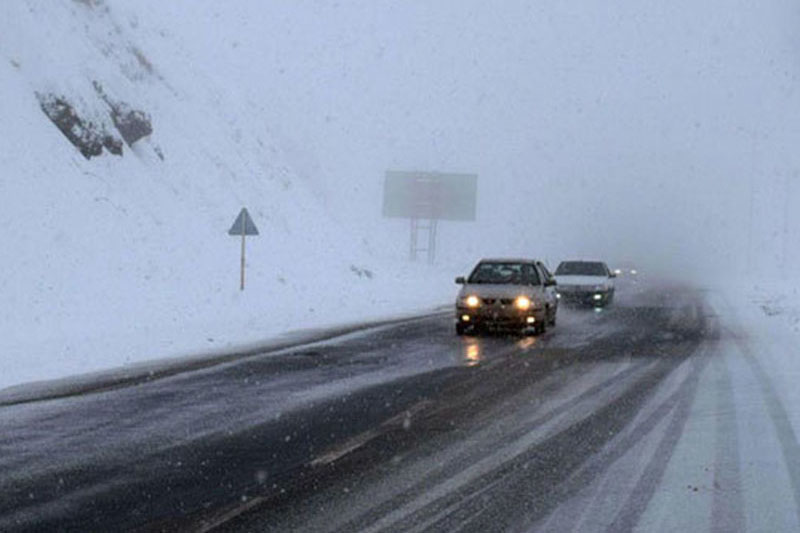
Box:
2;281;799;532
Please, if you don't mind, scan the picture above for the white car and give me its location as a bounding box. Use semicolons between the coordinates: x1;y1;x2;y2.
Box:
554;260;616;307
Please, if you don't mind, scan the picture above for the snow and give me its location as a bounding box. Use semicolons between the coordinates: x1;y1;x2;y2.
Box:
2;0;800;396
734;280;800;429
0;1;463;391
712;279;800;395
627;279;800;531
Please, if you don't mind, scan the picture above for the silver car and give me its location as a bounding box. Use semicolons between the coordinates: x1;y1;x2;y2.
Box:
455;258;559;335
554;260;616;307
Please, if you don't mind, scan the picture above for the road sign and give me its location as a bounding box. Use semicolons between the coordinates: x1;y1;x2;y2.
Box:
228;208;259;236
228;208;259;290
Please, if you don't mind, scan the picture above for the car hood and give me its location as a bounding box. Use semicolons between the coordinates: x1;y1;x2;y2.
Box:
554;275;611;287
458;283;542;299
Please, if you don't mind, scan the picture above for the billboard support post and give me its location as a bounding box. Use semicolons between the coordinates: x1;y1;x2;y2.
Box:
408;217;438;264
409;218;418;261
428;219;437;265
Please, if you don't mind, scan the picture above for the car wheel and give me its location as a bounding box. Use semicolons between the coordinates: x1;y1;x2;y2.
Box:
456;323;467;336
550;313;557;327
536;320;547;335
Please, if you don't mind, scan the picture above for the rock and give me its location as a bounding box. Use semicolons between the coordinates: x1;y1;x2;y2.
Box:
110;103;152;145
94;81;153;146
37;93;123;159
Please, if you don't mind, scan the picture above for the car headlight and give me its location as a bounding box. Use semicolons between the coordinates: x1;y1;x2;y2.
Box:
465;295;480;308
514;295;532;310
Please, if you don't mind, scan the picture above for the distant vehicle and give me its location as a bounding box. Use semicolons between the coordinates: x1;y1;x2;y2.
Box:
554;260;616;307
455;258;558;335
613;260;639;276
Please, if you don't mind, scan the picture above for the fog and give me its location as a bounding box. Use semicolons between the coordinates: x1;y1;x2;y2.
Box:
143;0;800;280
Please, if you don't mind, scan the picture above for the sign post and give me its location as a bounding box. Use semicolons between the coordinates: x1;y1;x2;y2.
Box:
228;207;259;290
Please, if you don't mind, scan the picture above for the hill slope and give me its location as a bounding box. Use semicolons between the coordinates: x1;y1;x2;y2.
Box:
0;0;452;390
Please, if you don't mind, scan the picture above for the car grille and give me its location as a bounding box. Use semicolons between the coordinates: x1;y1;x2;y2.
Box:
482;298;513;305
558;285;596;292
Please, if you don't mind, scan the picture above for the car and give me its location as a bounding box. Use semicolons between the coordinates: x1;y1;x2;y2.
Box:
553;260;616;307
454;258;559;335
612;260;639;277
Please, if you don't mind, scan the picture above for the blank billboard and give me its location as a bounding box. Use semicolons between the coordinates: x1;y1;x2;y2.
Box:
382;171;477;221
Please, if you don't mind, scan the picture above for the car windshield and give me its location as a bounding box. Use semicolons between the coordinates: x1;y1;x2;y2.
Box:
468;262;538;285
555;262;608;276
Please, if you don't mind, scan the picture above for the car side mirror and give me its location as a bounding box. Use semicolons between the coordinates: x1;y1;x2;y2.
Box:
455;276;466;285
609;272;617;278
545;279;557;287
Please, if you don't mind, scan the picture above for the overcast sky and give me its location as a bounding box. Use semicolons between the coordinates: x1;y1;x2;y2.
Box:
134;0;800;277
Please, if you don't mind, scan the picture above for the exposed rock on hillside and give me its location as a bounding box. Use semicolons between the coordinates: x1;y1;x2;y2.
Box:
110;104;152;145
94;81;153;146
37;93;123;159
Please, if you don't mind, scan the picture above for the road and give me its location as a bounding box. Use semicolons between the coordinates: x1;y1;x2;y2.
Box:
2;280;798;532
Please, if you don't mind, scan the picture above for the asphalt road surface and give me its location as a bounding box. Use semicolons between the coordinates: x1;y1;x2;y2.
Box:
1;280;761;532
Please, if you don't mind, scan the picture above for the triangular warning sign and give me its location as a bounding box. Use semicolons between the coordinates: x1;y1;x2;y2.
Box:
228;208;259;236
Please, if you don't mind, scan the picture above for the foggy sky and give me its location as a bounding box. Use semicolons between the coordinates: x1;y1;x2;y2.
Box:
134;0;800;279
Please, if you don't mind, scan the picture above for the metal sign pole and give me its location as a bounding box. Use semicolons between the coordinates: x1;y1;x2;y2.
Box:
428;219;438;264
410;217;418;261
240;220;246;291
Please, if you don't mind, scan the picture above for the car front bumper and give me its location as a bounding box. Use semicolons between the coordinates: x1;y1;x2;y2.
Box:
557;289;612;306
455;305;546;328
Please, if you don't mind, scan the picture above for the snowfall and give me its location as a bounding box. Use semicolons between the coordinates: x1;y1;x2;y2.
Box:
2;0;800;401
0;0;469;392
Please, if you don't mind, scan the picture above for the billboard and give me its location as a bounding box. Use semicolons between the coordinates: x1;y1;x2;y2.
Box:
382;171;477;221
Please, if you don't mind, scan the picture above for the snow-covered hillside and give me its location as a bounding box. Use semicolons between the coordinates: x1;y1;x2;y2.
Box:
3;0;799;390
0;0;456;390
